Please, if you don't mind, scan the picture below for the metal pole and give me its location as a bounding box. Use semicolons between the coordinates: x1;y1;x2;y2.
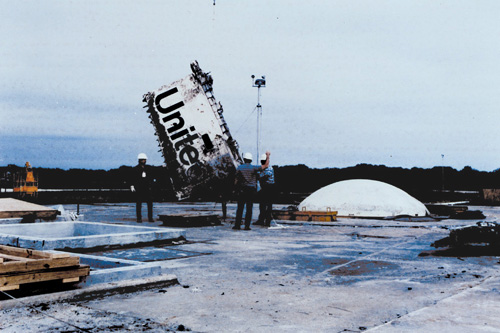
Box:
252;75;265;162
256;86;262;161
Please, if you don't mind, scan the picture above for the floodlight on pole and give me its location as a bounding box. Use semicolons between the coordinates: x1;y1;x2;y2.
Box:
251;75;266;161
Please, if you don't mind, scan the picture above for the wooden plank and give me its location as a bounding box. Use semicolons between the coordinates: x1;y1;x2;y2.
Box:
0;245;70;260
273;210;337;222
0;257;80;275
0;254;37;262
0;284;19;291
49;253;72;259
295;211;338;216
0;258;3;264
0;245;52;259
62;277;80;283
0;265;90;289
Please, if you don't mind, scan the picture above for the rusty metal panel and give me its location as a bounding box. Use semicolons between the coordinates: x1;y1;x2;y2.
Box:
143;61;241;200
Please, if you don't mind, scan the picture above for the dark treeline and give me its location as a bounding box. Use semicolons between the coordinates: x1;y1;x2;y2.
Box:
276;164;500;193
275;164;500;203
0;165;171;190
1;164;499;204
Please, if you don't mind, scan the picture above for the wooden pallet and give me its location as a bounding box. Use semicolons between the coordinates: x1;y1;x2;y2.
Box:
0;245;89;291
273;210;338;222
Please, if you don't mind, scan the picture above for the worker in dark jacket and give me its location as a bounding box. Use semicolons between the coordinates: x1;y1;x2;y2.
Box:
130;153;154;222
233;151;270;230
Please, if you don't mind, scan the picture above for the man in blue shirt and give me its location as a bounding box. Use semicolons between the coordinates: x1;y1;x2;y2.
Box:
233;151;270;230
255;154;275;227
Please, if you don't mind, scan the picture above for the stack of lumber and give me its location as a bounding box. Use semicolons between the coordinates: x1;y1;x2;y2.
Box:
0;245;89;291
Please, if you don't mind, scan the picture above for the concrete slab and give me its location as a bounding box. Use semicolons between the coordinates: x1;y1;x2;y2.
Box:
76;222;500;332
78;245;211;262
0;221;186;250
1;203;500;332
368;274;500;331
0;218;22;225
0;274;178;311
70;252;165;286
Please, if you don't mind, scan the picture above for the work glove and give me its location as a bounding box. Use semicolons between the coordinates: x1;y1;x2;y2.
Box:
130;185;136;192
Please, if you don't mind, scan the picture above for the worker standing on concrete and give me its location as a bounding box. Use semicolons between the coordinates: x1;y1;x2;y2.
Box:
233;151;270;230
209;176;232;221
217;178;232;221
255;154;275;227
131;153;154;222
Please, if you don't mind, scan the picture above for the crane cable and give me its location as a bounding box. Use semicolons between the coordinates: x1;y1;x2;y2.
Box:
233;106;258;135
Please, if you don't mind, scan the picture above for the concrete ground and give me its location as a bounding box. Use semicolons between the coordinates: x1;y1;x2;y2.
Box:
1;203;500;332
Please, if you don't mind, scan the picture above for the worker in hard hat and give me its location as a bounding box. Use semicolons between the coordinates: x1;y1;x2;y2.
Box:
130;153;154;222
254;153;275;227
233;151;270;230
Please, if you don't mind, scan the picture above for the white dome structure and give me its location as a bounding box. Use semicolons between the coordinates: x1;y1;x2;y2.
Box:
298;179;429;218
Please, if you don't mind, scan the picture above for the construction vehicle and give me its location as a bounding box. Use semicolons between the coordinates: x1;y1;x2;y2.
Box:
143;61;242;200
13;162;38;197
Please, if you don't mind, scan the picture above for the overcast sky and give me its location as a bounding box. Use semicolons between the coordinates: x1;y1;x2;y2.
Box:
1;1;500;171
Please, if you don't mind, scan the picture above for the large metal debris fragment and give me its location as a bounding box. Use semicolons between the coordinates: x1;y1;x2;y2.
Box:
143;61;242;200
432;221;500;248
425;203;485;220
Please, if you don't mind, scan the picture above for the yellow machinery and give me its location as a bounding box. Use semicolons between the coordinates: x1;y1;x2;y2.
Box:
13;162;38;197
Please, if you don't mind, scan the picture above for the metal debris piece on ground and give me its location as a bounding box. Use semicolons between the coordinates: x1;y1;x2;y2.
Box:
433;221;500;248
425;203;485;220
159;213;221;227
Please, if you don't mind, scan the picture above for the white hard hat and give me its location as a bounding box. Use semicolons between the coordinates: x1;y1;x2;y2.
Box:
243;152;253;161
260;154;267;162
137;153;148;160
